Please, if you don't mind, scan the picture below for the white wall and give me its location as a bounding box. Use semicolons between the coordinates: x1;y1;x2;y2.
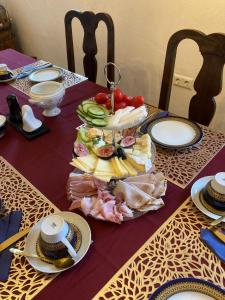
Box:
2;0;225;132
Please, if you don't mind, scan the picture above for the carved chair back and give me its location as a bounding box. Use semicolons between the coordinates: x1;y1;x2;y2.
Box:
65;10;115;88
158;29;225;125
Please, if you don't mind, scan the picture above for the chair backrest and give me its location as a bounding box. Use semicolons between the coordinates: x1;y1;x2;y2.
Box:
64;10;115;88
158;29;225;126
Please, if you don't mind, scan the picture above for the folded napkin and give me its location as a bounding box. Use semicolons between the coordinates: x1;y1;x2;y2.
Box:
16;63;53;79
140;111;169;134
200;228;225;263
0;210;22;282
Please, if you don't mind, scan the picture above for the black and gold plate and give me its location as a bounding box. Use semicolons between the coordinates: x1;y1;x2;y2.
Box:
149;278;225;300
147;116;203;149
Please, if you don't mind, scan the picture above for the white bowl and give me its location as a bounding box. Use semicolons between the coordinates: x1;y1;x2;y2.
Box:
29;81;65;117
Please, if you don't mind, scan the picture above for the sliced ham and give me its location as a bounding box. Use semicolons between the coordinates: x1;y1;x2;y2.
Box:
117;202;134;218
69;199;81;211
81;197;94;216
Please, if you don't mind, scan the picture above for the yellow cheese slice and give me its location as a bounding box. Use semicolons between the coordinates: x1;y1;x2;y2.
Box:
94;171;115;176
127;154;145;172
111;157;121;177
95;158;114;174
70;160;91;173
119;158;138;176
93;174;112;182
114;157;128;177
77;154;97;171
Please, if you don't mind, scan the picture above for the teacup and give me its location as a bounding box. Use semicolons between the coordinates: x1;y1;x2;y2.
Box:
0;115;7;138
39;214;77;259
203;172;225;211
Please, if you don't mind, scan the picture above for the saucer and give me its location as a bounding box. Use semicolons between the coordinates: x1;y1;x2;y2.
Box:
0;75;15;83
24;211;91;273
191;176;225;221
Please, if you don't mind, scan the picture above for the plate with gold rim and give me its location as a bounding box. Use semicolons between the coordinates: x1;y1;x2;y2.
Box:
149;278;225;300
191;176;225;221
24;211;91;273
147;116;203;149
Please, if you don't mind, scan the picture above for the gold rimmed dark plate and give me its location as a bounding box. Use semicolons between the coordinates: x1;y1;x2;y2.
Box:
147;116;203;149
150;278;225;300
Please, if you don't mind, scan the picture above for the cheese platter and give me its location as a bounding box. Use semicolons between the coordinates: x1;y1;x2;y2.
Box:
67;63;167;223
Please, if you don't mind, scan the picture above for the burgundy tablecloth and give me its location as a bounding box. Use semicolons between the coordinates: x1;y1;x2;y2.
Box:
0;49;224;300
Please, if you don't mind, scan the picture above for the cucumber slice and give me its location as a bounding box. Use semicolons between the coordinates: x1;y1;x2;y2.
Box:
82;103;98;114
79;127;90;142
76;109;86;119
84;115;93;122
82;99;95;105
88;105;105;116
87;111;106;119
98;105;109;116
91;118;108;127
78;104;84;113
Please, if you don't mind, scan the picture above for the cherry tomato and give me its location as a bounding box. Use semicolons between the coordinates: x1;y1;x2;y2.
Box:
105;99;112;110
123;94;133;106
114;101;127;111
95;93;109;104
122;94;132;105
132;96;145;108
114;88;123;103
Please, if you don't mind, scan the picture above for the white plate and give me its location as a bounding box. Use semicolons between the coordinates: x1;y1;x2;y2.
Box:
148;116;203;149
28;67;62;82
191;176;225;221
150;278;225;300
24;211;91;273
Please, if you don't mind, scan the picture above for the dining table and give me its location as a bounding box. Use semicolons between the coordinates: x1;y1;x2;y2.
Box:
0;49;224;300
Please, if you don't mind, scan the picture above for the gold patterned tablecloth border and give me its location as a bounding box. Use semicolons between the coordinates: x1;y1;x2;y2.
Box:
9;60;87;95
93;197;225;300
0;155;60;300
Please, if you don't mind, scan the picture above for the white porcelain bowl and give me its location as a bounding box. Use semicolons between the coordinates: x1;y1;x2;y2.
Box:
28;81;65;117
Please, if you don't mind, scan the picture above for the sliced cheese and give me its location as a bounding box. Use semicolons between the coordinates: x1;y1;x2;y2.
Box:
119;158;138;176
127;154;146;172
111;158;121;177
93;174;112;182
113;157;128;177
76;154;97;171
95;158;114;174
94;171;115;176
124;148;133;154
70;160;91;173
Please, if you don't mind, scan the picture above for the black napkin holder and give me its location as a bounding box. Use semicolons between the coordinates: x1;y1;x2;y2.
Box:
6;94;50;140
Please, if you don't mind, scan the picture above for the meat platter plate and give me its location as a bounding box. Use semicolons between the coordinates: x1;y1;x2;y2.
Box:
67;169;167;224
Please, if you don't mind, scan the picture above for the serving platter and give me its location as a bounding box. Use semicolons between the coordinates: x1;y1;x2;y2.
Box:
147;116;203;149
149;277;225;300
28;67;62;82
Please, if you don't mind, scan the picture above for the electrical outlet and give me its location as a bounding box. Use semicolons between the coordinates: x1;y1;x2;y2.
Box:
173;73;193;90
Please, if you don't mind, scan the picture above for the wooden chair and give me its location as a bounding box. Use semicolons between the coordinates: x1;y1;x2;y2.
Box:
64;10;115;88
158;29;225;126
